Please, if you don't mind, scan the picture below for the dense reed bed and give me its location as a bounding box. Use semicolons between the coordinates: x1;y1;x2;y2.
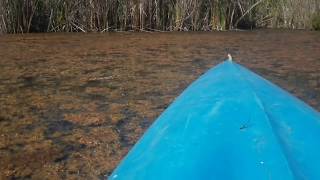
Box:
0;0;319;33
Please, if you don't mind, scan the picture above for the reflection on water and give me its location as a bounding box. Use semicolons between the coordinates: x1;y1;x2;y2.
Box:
0;31;319;179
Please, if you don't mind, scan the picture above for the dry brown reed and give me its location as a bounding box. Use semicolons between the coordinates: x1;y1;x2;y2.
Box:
0;0;319;33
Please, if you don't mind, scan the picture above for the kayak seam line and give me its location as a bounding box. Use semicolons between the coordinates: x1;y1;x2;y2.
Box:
231;62;296;179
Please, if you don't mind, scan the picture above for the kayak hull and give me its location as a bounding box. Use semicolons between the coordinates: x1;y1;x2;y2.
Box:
109;60;320;180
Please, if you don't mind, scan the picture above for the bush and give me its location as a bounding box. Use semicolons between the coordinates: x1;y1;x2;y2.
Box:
312;14;320;31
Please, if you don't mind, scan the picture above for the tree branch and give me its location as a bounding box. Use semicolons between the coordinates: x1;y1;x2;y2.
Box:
234;0;265;28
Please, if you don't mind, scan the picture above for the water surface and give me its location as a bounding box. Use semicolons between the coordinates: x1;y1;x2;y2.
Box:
0;31;319;179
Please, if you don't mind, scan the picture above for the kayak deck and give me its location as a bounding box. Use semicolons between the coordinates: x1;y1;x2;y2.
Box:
109;60;320;180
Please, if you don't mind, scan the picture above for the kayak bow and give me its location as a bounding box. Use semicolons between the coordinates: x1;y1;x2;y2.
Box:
109;60;320;180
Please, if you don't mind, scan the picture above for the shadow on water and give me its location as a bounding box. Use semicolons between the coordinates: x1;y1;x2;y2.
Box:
0;30;319;179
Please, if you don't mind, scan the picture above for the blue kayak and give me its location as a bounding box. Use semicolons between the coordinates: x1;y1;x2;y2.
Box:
109;60;320;180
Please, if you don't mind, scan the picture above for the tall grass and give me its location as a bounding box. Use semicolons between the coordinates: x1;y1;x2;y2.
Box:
0;0;319;33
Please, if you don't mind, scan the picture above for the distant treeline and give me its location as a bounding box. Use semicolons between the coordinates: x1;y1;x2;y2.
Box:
0;0;319;33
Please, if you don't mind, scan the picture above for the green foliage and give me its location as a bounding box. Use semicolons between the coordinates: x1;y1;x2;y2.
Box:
312;14;320;31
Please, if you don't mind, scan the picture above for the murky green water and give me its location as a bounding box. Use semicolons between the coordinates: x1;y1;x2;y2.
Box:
0;30;319;179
